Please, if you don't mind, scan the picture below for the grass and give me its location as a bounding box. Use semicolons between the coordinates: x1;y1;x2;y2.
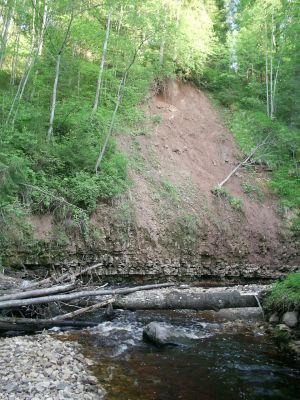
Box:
265;272;300;312
212;186;243;211
241;181;265;202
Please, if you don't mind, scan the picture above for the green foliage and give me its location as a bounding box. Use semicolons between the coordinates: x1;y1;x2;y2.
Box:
202;0;300;233
241;182;264;202
173;213;203;249
228;196;243;211
225;108;300;231
0;0;217;249
151;114;162;124
159;178;181;204
0;203;33;249
265;273;300;312
212;186;243;211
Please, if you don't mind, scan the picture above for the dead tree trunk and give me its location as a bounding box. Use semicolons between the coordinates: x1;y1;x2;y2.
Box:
24;263;103;289
215;133;271;189
52;298;115;321
0;317;99;332
0;283;174;310
115;290;259;310
0;283;75;302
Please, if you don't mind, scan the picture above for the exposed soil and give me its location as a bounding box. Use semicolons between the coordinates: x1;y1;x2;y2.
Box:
20;79;299;278
116;79;298;265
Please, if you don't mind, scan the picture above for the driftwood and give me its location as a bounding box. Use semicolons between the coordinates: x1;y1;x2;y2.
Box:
24;263;103;289
0;283;76;302
115;290;259;310
0;283;174;310
216;133;271;189
0;317;99;332
52;298;115;321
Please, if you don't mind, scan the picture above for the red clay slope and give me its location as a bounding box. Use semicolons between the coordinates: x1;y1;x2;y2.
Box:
116;79;299;268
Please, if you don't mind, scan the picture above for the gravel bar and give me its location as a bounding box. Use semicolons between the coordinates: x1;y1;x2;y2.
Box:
0;333;105;400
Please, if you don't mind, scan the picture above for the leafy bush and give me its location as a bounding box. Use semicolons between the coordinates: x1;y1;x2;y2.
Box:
265;273;300;312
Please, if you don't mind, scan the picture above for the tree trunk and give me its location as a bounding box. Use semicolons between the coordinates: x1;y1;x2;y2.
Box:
94;39;146;172
6;51;36;124
52;298;115;320
270;14;274;119
10;29;20;86
30;0;49;100
0;283;75;302
91;7;112;117
95;72;127;172
47;8;74;141
215;133;271;189
0;283;174;310
265;49;269;117
47;53;61;141
0;317;100;332
23;263;103;289
115;290;259;311
6;1;48;124
0;0;16;70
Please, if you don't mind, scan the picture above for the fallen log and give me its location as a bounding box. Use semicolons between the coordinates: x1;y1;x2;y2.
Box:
0;283;76;302
115;289;259;310
0;317;100;332
52;298;115;321
24;263;103;289
0;283;174;310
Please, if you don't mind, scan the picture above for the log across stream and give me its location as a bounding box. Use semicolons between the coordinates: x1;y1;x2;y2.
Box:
0;283;263;333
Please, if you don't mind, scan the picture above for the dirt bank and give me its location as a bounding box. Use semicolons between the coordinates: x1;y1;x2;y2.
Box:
4;80;299;279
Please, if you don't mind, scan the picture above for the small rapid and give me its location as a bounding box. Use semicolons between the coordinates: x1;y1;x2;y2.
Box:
64;309;300;400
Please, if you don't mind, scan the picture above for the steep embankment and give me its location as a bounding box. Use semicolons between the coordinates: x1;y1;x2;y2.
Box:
21;80;299;279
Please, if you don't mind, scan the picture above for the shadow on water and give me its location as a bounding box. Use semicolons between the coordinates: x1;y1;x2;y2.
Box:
63;310;300;400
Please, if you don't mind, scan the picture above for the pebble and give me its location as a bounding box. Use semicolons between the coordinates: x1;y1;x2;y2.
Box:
0;333;105;400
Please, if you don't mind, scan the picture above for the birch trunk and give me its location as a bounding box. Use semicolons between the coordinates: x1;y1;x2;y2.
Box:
0;0;16;70
47;8;74;141
95;73;126;172
159;5;168;67
30;0;49;100
173;0;182;61
270;14;274;119
265;49;270;117
10;30;20;85
6;1;48;124
47;53;61;141
6;51;36;124
91;8;112;117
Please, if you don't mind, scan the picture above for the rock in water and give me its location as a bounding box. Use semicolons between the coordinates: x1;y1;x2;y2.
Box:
143;322;196;347
282;311;298;328
269;312;279;324
143;322;172;346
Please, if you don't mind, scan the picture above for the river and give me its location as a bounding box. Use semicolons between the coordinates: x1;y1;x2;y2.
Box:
64;309;300;400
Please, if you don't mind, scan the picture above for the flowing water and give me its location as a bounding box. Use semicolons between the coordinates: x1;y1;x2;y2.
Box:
64;310;300;400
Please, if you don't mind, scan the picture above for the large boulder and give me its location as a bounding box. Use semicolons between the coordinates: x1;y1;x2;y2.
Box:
282;311;298;328
143;322;197;347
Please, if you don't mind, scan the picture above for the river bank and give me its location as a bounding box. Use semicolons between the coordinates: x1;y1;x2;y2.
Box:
0;333;105;400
